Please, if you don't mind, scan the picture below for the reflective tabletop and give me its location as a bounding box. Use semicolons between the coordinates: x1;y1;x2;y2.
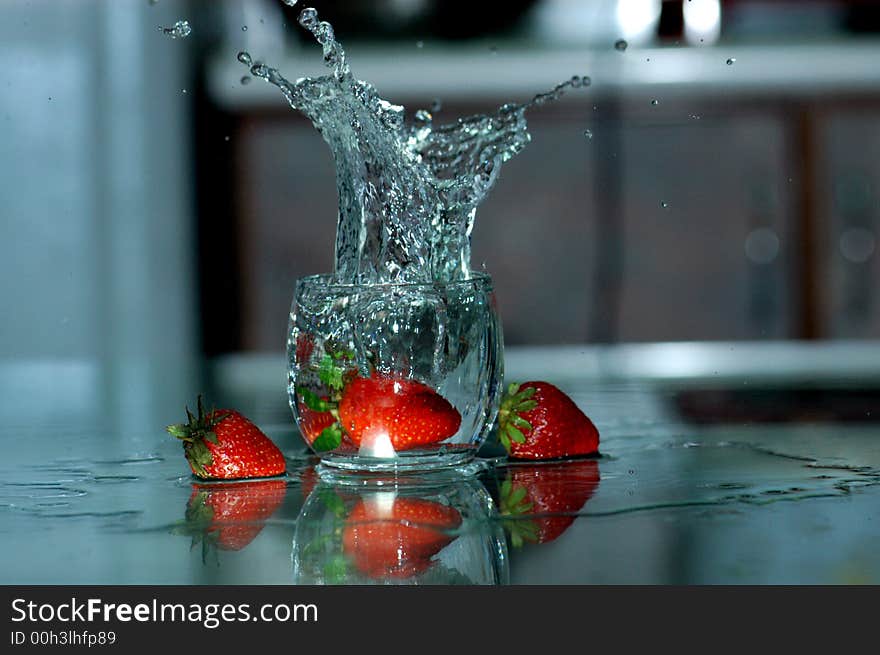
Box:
2;343;879;584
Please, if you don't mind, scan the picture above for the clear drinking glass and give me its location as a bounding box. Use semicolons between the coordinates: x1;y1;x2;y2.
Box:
287;272;503;474
291;476;509;584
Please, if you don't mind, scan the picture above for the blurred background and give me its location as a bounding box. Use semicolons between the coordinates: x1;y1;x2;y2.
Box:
2;0;880;424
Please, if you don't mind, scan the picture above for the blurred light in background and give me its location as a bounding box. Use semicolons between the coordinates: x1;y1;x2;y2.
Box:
683;0;721;45
616;0;662;46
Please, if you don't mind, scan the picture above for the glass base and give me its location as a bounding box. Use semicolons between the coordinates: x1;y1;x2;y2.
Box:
315;451;490;485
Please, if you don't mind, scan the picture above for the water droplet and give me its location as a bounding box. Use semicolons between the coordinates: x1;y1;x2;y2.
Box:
690;113;701;120
660;201;669;209
651;99;659;106
298;6;318;29
237;51;252;66
614;39;628;51
581;75;592;87
241;25;248;32
416;40;424;49
240;75;251;85
583;129;593;140
161;19;191;39
726;58;736;65
181;88;187;94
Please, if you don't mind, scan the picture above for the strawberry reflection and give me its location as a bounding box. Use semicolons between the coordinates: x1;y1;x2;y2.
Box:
174;478;288;562
293;475;507;584
498;458;601;546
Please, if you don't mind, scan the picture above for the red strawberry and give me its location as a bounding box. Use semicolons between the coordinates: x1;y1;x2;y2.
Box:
342;495;462;579
166;396;287;479
497;381;599;459
500;459;600;545
298;401;338;444
177;479;287;556
337;375;461;452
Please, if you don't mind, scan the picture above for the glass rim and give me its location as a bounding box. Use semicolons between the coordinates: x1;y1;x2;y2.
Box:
295;271;494;292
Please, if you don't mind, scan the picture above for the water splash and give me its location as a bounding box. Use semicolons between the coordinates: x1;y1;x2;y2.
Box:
239;5;587;284
161;20;191;39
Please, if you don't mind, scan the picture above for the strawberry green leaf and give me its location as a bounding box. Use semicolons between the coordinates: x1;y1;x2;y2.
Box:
318;355;345;392
507;382;520;397
166;424;189;439
506;424;526;444
296;386;335;412
204;431;219;445
498;429;511;452
500;478;512;498
317;488;347;518
323;555;349;584
312;423;342;452
511;416;533;431
514;400;538;413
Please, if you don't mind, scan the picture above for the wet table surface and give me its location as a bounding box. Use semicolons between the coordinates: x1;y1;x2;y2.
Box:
2;343;880;585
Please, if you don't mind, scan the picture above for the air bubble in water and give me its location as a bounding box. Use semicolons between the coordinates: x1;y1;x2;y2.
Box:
726;58;736;65
282;0;298;6
614;39;628;51
651;99;659;106
430;98;442;112
242;25;248;32
237;51;252;66
416;40;424;49
660;201;669;209
240;76;251;85
584;129;593;140
162;20;191;39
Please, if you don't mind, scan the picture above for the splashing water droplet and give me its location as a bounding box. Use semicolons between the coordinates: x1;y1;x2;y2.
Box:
162;19;191;39
614;39;628;51
298;6;317;29
235;5;588;283
726;57;736;65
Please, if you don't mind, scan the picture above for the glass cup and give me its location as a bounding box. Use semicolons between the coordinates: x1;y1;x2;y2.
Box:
291;476;509;584
287;272;503;475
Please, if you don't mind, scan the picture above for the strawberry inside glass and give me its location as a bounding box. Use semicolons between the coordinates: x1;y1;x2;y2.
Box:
288;274;502;473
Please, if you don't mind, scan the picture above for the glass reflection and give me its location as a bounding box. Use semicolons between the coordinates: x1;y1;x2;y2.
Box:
292;475;508;585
